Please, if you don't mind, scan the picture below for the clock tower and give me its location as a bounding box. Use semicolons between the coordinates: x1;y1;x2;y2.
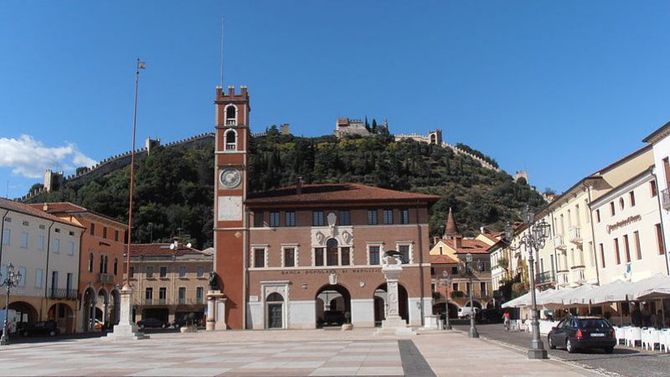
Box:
213;85;250;329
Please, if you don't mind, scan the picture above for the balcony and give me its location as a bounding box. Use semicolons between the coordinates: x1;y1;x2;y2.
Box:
225;119;236;126
158;298;166;305
97;273;114;284
145;298;153;305
568;227;582;245
570;266;585;284
662;189;670;211
535;271;555;286
49;288;78;300
554;235;567;251
225;143;236;151
556;270;569;287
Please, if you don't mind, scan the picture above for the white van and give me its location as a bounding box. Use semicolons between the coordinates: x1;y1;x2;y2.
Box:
457;307;479;319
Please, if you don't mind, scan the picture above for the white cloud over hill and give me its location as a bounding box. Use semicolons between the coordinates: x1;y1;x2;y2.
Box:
0;135;96;178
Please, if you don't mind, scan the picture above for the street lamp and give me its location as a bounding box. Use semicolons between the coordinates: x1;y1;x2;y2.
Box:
440;270;452;330
504;206;551;360
459;252;483;338
1;263;22;345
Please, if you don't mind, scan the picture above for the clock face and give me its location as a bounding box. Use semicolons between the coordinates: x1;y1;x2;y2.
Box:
219;168;241;189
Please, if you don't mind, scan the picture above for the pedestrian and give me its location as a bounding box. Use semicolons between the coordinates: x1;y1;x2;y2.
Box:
503;310;511;331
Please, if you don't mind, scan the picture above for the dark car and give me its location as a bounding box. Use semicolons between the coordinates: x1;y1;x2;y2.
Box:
18;321;60;337
136;318;166;329
548;316;616;353
322;311;345;326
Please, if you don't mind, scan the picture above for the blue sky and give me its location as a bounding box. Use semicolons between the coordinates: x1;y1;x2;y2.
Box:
1;1;669;199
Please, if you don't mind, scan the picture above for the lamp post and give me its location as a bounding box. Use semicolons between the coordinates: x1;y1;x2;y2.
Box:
440;270;452;330
504;206;550;360
459;253;483;338
1;263;22;345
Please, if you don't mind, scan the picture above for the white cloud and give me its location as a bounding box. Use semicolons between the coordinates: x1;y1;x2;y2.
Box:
0;135;97;178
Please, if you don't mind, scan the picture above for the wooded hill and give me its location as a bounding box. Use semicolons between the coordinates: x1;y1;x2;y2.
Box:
26;127;546;249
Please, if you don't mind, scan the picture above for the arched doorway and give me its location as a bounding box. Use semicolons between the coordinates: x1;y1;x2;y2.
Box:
266;292;284;329
109;289;121;326
8;301;38;325
82;287;96;331
465;300;482;309
96;289;109;326
373;283;409;325
48;303;74;334
315;284;351;328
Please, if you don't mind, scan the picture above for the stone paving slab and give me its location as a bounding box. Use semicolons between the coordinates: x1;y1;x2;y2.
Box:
0;328;603;376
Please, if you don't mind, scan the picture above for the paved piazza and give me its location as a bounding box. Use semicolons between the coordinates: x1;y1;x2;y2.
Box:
0;329;601;376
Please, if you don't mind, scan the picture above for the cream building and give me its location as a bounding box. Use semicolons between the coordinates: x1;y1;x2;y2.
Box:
0;198;84;334
591;167;667;284
643;122;670;270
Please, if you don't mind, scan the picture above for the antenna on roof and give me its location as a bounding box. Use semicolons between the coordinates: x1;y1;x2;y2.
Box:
219;17;224;88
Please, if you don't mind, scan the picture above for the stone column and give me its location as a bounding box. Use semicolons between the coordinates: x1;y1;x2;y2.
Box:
206;292;216;331
215;296;228;330
206;290;227;331
379;257;412;334
105;285;147;340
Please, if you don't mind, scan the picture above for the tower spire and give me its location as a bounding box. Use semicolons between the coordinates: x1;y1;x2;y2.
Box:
444;207;460;238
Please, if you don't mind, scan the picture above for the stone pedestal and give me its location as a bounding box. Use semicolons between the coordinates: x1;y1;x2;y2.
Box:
105;285;148;341
377;257;414;336
422;315;441;330
206;290;227;331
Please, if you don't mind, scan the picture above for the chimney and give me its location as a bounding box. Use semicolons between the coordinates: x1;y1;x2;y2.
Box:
297;176;303;195
43;202;49;211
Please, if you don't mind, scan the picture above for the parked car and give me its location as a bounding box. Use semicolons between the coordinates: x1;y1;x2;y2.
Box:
479;308;504;324
136;318;167;329
322;311;345;326
18;321;60;337
457;307;480;319
548;316;616;354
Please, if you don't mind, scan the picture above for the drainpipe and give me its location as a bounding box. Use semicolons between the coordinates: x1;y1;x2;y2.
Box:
75;228;84;332
651;170;670;275
584;183;601;285
0;209;8;268
243;208;250;329
41;221;55;320
416;201;425;326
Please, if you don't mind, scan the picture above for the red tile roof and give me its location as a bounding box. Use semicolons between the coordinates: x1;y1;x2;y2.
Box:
129;243;208;257
246;183;440;206
455;238;491;254
429;254;459;264
27;202;126;227
0;198;85;228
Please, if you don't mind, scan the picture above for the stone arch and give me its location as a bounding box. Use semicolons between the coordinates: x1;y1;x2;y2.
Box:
47;302;74;334
315;284;351;327
96;288;109;325
109;288;121;326
8;301;38;324
373;283;409;324
81;286;97;331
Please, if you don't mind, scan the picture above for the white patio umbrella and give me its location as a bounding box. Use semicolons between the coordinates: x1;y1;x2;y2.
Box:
589;279;629;305
631;274;670;301
501;290;538;308
562;284;596;306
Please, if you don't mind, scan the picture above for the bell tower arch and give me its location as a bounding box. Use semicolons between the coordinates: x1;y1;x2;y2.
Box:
213;85;250;329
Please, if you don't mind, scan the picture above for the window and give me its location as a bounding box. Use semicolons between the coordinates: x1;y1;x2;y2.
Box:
35;268;43;289
614;238;621;265
656;224;665;255
19;232;28;248
146;266;154;278
67;241;75;256
367;209;378;225
596;209;601;223
480;282;487;296
196;266;204;278
145;288;153;303
88;253;94;272
159;266;168;278
629;191;636;207
90;223;95;236
312;210;325;226
619;198;625;210
651;180;658;197
610;202;615;216
37;234;45;251
285;211;296;227
283;247;296;267
269;211;280;227
225;105;237;124
452;283;458;292
179;266;187;278
66;273;73;292
178;287;186;304
253;211;264;227
159;287;167;304
634;231;642;260
341;247;350;266
314;247;324;266
399;209;410;224
99;254;105;273
383;209;393;225
196;287;204;304
17;266;26;287
53;238;60;253
326;238;339;266
623;235;631;263
451;266;458;274
225;129;237;151
51;271;58;290
398;244;410;264
103;256;108;273
369;245;381;265
2;228;10;246
129;266;135;278
102;227;107;239
253;248;265;268
339;210;351;226
113;258;118;275
115;230;119;241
